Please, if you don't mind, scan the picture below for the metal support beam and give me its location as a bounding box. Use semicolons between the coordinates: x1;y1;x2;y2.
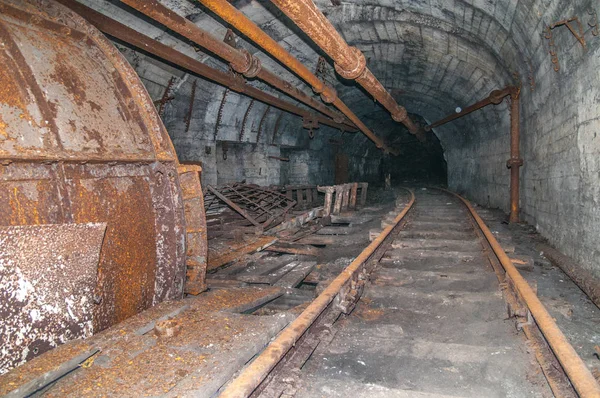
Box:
508;89;523;223
267;0;419;135
425;86;522;223
194;0;399;154
57;0;351;132
117;0;354;130
424;87;513;132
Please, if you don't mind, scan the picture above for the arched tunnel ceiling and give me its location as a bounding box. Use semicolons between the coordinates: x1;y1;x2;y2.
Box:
170;0;545;148
85;0;571;151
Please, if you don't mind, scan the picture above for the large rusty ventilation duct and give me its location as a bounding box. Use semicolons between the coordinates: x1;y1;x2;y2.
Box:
0;0;206;372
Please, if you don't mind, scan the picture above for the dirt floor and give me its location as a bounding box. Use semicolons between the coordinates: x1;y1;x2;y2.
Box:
2;186;598;397
0;188;398;397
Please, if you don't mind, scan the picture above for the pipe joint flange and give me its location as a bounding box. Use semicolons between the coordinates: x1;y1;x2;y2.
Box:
506;158;524;169
227;72;246;93
334;47;367;80
391;106;408;123
230;49;261;78
424;125;432;132
489;89;507;105
319;85;338;104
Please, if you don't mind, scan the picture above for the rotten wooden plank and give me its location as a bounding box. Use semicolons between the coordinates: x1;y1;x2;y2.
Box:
295;235;338;246
265;242;320;256
208;236;277;270
274;261;317;288
316;226;353;235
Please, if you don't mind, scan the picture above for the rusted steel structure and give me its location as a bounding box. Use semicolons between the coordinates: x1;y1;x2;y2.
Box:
177;164;208;295
423;86;514;131
58;0;352;133
206;183;296;232
0;0;207;370
117;0;354;131
507;90;523;223
425;86;523;223
219;189;415;397
267;0;419;135
193;0;399;154
0;223;106;374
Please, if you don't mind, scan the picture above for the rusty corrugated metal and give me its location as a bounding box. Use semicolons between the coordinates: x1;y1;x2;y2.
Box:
0;0;192;361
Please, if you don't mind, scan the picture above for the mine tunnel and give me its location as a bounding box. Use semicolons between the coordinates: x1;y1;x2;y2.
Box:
1;0;600;396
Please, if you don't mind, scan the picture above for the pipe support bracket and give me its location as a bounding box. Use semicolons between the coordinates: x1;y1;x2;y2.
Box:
230;49;261;78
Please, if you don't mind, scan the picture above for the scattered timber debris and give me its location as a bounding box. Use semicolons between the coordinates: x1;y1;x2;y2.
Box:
204;182;370;274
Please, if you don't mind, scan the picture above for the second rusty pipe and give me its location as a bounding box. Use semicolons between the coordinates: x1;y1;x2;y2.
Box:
118;0;353;130
195;0;396;153
424;86;514;131
267;0;419;135
58;0;350;132
423;86;522;223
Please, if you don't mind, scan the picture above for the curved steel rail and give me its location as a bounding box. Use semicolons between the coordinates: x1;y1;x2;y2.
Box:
219;188;415;397
446;189;600;398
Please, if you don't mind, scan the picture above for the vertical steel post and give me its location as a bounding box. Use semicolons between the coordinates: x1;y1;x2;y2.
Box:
508;89;523;223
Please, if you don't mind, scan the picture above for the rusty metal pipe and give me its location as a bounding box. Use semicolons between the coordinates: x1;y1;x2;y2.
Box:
194;0;397;153
449;190;600;398
267;0;419;134
118;0;354;130
424;86;513;131
57;0;351;132
219;189;415;397
508;90;523;223
425;86;523;223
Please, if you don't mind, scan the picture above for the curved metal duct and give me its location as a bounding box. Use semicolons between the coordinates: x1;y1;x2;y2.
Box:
0;0;206;372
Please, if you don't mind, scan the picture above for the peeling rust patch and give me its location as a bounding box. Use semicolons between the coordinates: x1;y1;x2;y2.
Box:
0;223;106;375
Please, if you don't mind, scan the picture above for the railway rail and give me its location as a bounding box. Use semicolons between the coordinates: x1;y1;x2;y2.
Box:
220;188;600;398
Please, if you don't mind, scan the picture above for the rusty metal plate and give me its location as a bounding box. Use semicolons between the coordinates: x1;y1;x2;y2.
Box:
0;222;106;375
0;0;177;161
0;0;189;341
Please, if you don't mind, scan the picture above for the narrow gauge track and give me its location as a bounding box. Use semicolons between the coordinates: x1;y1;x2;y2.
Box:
221;189;600;398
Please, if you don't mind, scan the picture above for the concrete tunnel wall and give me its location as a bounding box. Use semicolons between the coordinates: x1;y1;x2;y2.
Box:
84;0;600;280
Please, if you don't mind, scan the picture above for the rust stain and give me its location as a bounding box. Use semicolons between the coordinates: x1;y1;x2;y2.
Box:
49;53;87;106
68;171;157;330
0;57;27;111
